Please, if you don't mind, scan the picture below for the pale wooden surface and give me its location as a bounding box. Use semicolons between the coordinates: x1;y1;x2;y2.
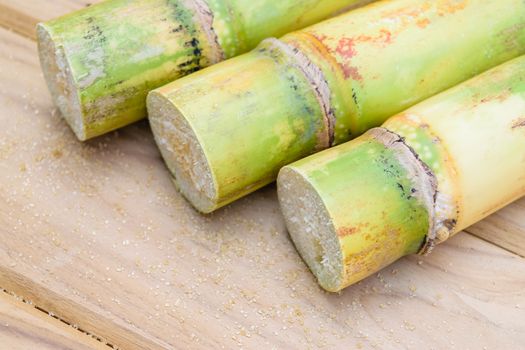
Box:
0;1;524;349
0;0;93;39
0;290;108;350
466;197;525;257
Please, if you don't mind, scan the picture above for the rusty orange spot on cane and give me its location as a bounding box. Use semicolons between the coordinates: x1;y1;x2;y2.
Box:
341;66;363;81
437;0;468;16
313;33;363;81
416;18;431;28
334;37;363;80
337;226;358;237
336;37;357;58
377;29;392;44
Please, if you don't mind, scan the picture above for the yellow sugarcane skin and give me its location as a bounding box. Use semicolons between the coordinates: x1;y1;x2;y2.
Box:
280;56;525;291
384;56;525;234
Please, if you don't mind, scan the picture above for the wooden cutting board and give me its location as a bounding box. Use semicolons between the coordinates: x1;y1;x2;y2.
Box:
0;1;524;349
0;289;107;350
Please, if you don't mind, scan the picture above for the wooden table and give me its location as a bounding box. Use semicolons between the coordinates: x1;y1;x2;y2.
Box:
0;1;524;349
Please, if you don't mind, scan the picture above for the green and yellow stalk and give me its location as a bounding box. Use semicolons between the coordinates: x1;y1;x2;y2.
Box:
148;0;525;213
38;0;368;140
278;55;525;292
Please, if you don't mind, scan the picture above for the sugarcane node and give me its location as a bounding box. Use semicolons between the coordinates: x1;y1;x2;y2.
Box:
368;128;439;255
435;226;451;244
184;0;224;64
279;56;525;290
148;36;339;212
38;0;371;140
149;0;525;213
37;0;224;140
263;38;335;149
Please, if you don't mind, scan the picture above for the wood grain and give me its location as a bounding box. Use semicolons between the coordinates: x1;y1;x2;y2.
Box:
0;26;524;349
0;0;95;39
0;290;108;350
466;197;525;257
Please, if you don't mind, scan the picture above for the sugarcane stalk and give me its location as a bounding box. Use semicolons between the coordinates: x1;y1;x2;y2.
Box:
148;0;525;213
38;0;368;141
277;55;525;292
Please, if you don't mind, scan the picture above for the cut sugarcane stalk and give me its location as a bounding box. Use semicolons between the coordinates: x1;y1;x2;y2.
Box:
277;55;525;292
148;0;525;213
38;0;369;141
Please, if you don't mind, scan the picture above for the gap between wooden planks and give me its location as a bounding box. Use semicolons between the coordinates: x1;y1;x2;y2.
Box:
466;199;525;257
0;289;110;350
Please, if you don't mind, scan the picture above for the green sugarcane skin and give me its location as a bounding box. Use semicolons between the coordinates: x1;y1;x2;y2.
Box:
282;0;525;142
288;135;430;289
279;55;525;291
149;0;525;212
38;0;370;140
152;39;327;209
207;0;372;58
39;0;211;140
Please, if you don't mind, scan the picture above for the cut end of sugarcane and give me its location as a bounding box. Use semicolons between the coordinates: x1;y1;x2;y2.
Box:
37;23;87;141
148;91;218;213
277;166;344;292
